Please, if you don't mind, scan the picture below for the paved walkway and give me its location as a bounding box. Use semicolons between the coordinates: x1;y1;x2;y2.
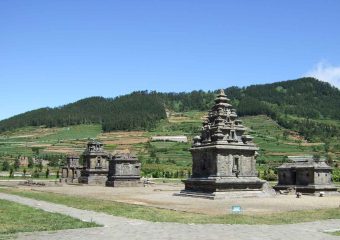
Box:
1;192;339;240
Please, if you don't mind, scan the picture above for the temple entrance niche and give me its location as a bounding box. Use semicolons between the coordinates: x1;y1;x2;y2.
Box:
232;156;240;177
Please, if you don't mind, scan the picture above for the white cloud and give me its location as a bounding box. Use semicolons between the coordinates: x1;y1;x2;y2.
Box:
304;61;340;88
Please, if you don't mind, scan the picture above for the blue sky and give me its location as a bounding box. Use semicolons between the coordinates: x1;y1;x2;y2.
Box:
1;0;340;120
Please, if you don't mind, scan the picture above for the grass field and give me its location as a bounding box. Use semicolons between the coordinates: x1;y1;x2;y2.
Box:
1;187;339;225
0;198;99;238
330;231;340;236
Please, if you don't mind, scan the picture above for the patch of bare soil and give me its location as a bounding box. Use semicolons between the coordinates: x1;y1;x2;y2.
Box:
285;142;323;147
96;131;149;147
99;131;146;138
102;138;148;145
265;152;315;156
28;144;52;147
168;116;192;123
43;147;81;154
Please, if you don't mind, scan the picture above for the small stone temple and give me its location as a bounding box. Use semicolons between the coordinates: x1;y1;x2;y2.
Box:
78;140;110;185
179;89;270;199
274;156;338;194
106;153;142;187
60;155;82;183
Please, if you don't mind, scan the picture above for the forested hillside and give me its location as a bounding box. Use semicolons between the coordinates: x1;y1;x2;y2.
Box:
157;77;340;120
1;77;340;140
0;92;166;132
157;78;340;141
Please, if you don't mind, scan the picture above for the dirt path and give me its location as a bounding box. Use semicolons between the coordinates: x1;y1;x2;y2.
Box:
0;192;340;240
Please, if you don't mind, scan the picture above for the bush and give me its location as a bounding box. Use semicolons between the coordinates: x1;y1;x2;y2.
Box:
2;160;9;171
32;169;40;178
263;169;278;181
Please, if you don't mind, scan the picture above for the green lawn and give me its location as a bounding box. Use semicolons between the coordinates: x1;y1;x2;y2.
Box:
329;231;340;236
0;198;100;238
37;124;102;142
1;188;339;225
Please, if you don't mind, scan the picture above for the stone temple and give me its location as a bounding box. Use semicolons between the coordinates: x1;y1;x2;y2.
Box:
60;155;82;183
274;156;338;195
106;153;142;187
179;89;271;199
78;140;111;185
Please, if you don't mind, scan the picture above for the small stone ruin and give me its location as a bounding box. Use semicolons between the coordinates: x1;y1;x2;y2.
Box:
106;153;142;187
60;155;82;183
274;156;338;195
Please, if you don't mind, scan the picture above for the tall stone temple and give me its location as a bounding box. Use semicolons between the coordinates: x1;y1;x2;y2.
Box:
78;140;111;185
180;89;271;199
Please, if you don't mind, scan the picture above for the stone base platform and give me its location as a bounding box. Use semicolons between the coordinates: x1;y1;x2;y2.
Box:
183;177;268;192
106;177;143;187
60;178;79;184
78;174;108;185
274;184;339;195
178;177;275;199
174;190;274;199
78;169;108;185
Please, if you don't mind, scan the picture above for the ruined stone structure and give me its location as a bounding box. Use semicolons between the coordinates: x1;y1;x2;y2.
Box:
18;156;29;167
274;156;338;194
106;153;142;187
179;89;270;199
60;155;82;183
78;140;110;185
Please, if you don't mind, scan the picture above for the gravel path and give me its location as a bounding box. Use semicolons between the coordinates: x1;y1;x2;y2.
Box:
1;192;340;240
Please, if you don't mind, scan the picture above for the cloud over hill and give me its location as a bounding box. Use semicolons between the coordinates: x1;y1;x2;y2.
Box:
305;61;340;89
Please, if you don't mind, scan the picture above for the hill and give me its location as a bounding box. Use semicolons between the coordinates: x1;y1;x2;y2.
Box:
159;78;340;141
0;92;166;133
1;77;340;141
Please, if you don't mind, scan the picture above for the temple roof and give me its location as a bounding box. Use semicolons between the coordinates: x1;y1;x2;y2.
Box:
277;156;332;170
87;139;103;145
112;153;139;161
193;89;256;148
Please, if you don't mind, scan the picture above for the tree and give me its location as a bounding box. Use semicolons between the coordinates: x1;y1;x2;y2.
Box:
326;154;334;166
23;168;27;177
9;168;14;178
2;160;9;171
32;169;39;178
38;161;43;172
45;168;50;178
282;130;290;140
14;158;20;170
324;141;330;153
313;153;321;161
31;147;41;156
28;157;34;168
